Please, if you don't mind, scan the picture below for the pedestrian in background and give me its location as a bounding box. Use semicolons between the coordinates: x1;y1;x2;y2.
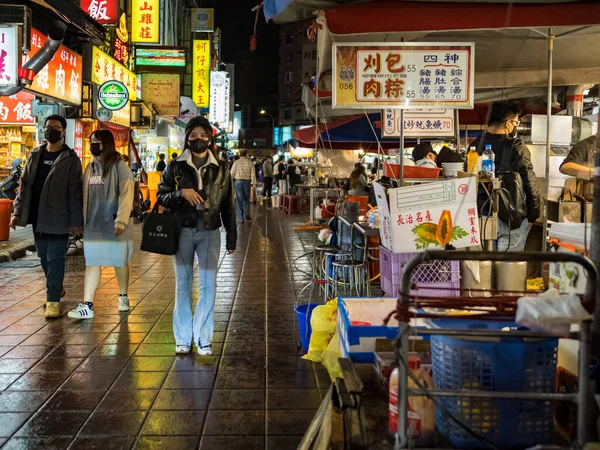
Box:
10;114;83;319
68;130;135;320
276;157;287;195
230;149;256;222
262;156;274;198
155;153;167;172
158;116;236;356
286;158;302;195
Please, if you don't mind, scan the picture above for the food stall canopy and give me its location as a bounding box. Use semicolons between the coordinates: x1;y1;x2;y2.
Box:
315;1;600;91
263;0;594;24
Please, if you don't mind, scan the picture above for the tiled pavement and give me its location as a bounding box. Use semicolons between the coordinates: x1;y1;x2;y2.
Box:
0;205;332;449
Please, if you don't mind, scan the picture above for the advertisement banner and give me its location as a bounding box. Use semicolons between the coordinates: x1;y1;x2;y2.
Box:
23;29;83;105
135;47;186;73
80;0;119;25
91;46;137;100
209;71;227;124
0;26;20;88
191;8;214;32
96;100;130;127
333;43;474;110
192;40;210;107
382;109;455;137
141;74;180;115
0;92;35;125
132;0;160;43
375;177;480;253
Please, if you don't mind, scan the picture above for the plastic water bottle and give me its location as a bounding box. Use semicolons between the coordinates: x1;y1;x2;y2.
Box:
481;144;495;179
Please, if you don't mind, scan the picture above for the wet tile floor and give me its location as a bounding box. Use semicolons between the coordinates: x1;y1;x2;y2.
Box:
0;206;334;449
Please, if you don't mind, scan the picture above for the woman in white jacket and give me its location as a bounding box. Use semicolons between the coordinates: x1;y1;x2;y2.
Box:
68;129;135;319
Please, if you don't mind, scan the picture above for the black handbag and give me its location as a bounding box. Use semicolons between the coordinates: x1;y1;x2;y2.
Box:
140;203;183;255
497;139;527;230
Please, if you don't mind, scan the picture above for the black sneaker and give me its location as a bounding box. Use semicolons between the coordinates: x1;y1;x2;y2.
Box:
245;215;252;221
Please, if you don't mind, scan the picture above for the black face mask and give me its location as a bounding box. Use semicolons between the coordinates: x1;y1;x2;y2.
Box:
90;143;102;156
188;138;210;154
44;129;63;144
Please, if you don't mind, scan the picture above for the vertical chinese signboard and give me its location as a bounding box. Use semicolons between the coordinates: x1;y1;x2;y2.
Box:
80;0;119;25
91;47;137;100
0;92;35;125
333;43;474;109
132;0;160;44
209;71;227;124
24;29;83;105
192;40;210;107
0;26;21;88
382;109;455;137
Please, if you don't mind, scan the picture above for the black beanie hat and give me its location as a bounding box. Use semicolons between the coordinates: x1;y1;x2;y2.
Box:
184;116;213;145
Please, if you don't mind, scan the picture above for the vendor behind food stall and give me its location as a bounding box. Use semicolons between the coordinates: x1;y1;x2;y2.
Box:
559;135;596;181
411;142;463;167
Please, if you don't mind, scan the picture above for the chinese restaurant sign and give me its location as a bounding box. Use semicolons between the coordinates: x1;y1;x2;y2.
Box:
333;43;474;109
209;71;227;124
191;8;214;32
132;0;160;44
140;74;180;116
0;26;20;87
74;120;84;158
0;92;35;125
24;29;83;105
92;47;137;100
382;109;455;137
374;177;479;253
81;0;118;25
192;40;210;107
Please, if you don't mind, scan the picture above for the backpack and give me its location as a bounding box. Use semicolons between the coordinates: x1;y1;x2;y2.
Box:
495;139;527;230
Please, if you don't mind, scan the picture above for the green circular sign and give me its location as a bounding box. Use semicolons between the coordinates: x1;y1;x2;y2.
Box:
98;80;129;111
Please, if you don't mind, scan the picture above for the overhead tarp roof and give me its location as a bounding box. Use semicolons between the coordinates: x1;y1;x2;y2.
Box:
263;0;597;24
315;1;600;91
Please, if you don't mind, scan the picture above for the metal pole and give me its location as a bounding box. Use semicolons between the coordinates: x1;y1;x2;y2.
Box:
454;109;460;151
543;31;554;252
400;109;405;185
592;108;600;336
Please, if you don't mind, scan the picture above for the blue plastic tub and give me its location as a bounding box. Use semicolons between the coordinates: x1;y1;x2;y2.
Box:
428;318;558;449
295;303;321;352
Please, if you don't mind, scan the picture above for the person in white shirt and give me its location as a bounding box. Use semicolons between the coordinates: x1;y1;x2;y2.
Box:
230;149;256;222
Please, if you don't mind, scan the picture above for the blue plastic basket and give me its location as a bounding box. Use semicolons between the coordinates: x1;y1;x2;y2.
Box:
429;318;558;449
295;303;321;352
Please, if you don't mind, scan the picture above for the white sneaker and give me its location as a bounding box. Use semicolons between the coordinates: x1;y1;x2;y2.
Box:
176;345;191;354
118;294;130;312
68;303;94;320
197;345;213;356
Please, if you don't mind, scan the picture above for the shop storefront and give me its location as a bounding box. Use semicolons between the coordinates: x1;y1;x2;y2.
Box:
0;92;36;171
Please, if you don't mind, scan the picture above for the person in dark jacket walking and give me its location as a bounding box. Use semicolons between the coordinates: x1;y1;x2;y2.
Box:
470;100;542;251
157;116;237;356
262;156;274;198
10;114;84;318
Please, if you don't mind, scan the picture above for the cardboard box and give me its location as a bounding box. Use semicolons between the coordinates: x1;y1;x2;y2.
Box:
373;177;480;253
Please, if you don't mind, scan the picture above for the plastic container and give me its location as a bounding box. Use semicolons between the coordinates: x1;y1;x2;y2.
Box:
0;199;13;241
295;303;321;352
389;355;435;446
481;144;495;178
379;246;460;298
383;164;442;179
467;146;479;174
429;318;558;449
441;162;464;179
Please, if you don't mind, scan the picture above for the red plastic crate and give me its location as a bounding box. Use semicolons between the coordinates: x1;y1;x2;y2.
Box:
383;163;442;179
379;246;460;297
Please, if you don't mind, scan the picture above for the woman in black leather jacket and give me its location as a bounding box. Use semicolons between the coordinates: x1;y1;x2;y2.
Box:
157;116;236;356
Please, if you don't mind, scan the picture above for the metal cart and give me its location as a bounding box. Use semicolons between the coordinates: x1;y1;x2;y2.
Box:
395;250;597;449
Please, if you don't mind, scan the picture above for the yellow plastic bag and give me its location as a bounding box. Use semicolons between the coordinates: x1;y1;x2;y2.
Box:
322;332;343;381
302;299;338;363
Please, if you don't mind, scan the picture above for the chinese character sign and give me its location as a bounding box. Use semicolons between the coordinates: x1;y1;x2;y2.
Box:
132;0;160;44
209;71;227;124
0;26;21;88
382;109;455;137
333;43;474;109
377;178;479;253
91;47;137;100
24;29;82;105
192;40;210;107
81;0;118;25
0;92;35;125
